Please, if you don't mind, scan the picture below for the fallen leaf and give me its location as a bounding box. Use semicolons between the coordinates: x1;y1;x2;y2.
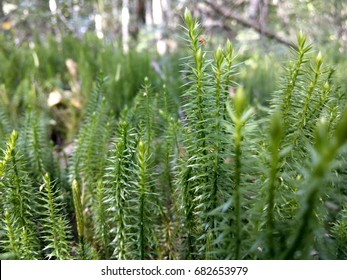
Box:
48;90;62;107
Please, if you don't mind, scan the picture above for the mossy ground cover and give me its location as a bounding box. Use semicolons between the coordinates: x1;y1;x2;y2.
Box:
0;10;347;260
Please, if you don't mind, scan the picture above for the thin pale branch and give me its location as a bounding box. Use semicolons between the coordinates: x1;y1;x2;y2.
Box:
203;0;297;49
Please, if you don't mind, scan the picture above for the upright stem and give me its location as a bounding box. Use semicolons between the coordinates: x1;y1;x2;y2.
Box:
282;33;309;128
293;52;322;145
234;120;242;259
266;112;283;258
227;88;250;259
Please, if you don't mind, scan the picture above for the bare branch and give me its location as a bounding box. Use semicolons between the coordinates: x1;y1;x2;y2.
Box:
203;0;297;49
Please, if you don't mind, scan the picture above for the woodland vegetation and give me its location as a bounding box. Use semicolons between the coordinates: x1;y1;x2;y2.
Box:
0;0;347;260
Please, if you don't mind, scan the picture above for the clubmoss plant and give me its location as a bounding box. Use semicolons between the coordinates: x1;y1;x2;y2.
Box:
132;139;158;260
227;88;254;259
331;207;347;259
104;119;137;260
39;173;71;259
0;10;347;260
284;110;347;259
265;111;285;258
0;130;41;259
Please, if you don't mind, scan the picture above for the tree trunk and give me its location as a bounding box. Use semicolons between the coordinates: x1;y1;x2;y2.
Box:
111;1;121;41
259;0;269;31
248;0;260;21
152;0;163;25
122;0;130;53
152;0;167;55
0;0;4;19
161;0;172;28
259;0;269;48
137;0;146;24
248;0;269;32
94;0;105;39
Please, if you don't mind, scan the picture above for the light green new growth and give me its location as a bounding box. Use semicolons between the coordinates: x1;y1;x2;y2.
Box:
0;9;347;261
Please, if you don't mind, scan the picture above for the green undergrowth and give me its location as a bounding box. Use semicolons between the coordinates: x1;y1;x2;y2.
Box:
0;33;182;144
0;10;347;260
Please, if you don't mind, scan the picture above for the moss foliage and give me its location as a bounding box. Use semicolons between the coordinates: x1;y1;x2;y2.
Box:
0;10;347;260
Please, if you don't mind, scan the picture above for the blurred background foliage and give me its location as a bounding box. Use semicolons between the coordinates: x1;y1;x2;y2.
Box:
0;0;347;144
